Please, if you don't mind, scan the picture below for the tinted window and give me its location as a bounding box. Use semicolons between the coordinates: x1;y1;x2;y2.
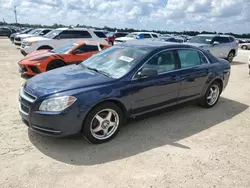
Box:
199;52;208;64
152;34;158;38
94;31;106;38
42;30;51;35
143;34;152;38
75;45;98;53
213;36;230;43
59;30;92;39
178;49;201;68
144;51;176;74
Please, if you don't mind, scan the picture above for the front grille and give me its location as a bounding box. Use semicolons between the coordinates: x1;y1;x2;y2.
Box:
20;87;37;103
28;66;41;74
19;65;28;73
15;37;21;41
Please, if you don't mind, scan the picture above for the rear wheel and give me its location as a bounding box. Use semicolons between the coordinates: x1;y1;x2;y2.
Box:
226;51;235;63
242;45;248;50
46;60;65;71
82;102;123;144
199;81;222;108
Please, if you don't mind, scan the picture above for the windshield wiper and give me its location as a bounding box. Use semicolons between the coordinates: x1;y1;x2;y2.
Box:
84;65;111;77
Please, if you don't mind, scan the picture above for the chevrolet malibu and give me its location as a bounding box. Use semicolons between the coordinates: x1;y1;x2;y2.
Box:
19;41;230;144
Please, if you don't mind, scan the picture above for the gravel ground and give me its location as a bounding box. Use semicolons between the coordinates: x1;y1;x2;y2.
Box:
0;38;250;188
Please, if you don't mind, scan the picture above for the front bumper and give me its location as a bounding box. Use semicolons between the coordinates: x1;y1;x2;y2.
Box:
19;89;84;137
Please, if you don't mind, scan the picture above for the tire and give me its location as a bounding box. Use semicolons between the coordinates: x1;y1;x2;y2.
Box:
242;45;247;50
226;51;235;63
82;102;123;144
37;46;53;50
199;81;222;108
46;60;65;71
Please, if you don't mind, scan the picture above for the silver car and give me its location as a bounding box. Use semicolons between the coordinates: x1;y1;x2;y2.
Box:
187;34;238;62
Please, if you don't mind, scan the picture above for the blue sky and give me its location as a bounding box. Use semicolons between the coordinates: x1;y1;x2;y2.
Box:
1;0;250;34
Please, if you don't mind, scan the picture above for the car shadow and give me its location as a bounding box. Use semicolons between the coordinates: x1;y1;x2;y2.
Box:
231;61;247;65
28;97;248;165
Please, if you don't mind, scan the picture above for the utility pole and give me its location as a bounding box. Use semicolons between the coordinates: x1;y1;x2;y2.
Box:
14;6;17;24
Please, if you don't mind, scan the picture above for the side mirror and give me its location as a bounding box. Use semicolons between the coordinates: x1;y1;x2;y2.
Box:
213;41;219;45
136;68;158;78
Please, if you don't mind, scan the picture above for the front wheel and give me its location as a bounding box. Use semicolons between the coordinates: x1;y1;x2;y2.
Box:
82;102;123;144
226;51;235;63
199;81;221;108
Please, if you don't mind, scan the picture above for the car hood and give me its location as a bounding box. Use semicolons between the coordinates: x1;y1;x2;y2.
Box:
24;64;114;97
185;42;211;48
19;50;53;64
115;37;135;41
18;34;34;38
23;36;51;42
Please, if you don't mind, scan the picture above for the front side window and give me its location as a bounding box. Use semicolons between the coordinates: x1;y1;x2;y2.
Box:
178;49;201;68
94;31;106;38
143;51;176;74
82;46;152;78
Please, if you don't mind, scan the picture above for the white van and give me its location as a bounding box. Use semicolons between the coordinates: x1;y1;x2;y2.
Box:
20;28;108;55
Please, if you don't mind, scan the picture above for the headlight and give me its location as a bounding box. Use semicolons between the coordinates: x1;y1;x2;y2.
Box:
27;41;37;46
39;96;77;112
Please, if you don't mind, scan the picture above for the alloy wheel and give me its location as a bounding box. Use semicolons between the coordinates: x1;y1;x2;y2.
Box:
207;85;220;106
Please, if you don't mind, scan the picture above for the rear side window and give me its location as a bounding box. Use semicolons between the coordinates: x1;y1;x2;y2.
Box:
75;45;98;53
177;49;201;68
152;34;158;38
143;34;152;38
94;31;106;38
213;36;230;43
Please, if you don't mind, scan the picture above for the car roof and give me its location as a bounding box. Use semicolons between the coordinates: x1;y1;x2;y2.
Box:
119;39;197;49
197;34;232;37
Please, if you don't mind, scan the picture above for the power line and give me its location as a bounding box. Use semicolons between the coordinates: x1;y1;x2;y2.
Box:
14;6;17;23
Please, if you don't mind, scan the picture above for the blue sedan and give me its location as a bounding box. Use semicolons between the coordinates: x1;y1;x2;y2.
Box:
19;41;231;144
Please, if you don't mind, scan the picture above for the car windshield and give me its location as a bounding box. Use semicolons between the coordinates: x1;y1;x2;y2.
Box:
28;29;39;34
33;29;42;35
126;33;137;38
188;36;214;44
51;43;78;54
44;30;62;38
81;46;152;78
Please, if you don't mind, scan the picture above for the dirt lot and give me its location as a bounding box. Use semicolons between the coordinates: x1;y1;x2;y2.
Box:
0;38;250;188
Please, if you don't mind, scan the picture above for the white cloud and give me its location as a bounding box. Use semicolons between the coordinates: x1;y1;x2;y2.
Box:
0;0;249;33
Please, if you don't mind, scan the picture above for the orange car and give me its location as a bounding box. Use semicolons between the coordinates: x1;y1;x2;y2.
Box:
18;41;110;76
